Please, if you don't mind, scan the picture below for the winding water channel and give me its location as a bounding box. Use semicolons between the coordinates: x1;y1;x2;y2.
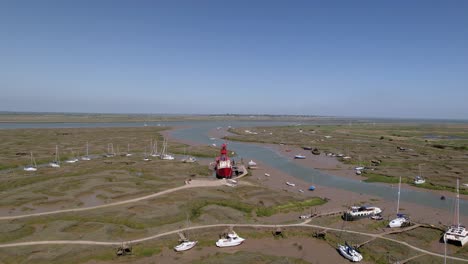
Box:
1;120;467;215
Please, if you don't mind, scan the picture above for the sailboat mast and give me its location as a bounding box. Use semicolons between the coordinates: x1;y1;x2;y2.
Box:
150;139;153;155
86;141;89;156
396;176;401;215
456;178;460;227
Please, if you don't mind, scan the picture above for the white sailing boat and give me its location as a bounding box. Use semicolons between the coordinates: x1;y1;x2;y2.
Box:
81;142;91;161
444;179;468;246
125;143;132;157
150;140;159;157
414;164;425;184
215;228;245;247
174;217;197;252
65;149;79;163
49;145;61;168
389;176;410;228
143;146;151;161
181;147;196;163
174;240;197;252
160;139;174;160
24;152;38;171
338;242;363;262
105;143;115;157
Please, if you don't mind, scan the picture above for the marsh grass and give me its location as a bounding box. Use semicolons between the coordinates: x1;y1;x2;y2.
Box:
226;124;468;193
256;198;326;217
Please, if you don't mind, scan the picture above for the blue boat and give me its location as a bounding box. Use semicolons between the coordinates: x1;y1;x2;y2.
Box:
308;186;316;191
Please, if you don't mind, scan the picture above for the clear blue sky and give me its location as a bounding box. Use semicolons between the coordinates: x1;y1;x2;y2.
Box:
1;1;467;119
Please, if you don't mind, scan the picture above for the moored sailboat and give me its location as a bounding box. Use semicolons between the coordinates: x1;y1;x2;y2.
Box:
125;143;133;157
174;216;197;252
65;149;79;163
160;139;175;160
24;152;38;171
444;179;468;246
105;143;115;158
338;242;363;262
388;176;410;228
81;142;91;161
49;145;61;168
414;164;425;184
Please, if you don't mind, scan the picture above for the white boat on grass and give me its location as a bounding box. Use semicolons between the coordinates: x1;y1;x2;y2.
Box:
143;147;151;161
125;143;132;157
216;230;245;247
150;139;159;157
24;152;38;171
181;147;196;163
444;179;468;246
338;242;363;262
81;142;91;161
264;173;270;177
286;182;295;187
174;218;197;252
65;149;79;163
174;240;197;252
49;145;61;168
294;154;306;159
414;164;425;184
388;176;410;228
183;156;197;163
160;139;175;160
104;143;115;158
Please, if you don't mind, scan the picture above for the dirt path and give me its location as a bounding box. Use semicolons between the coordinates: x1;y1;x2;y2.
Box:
0;166;248;221
0;219;466;262
0;179;226;221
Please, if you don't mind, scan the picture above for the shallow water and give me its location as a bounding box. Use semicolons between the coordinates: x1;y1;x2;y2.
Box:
170;122;468;216
1;120;466;216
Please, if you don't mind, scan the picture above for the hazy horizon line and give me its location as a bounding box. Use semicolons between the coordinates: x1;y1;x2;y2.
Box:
1;110;467;122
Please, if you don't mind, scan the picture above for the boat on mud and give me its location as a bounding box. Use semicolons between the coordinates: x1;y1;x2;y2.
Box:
216;230;245;247
24;152;38;171
444;179;468;246
343;206;382;221
338;242;363;262
389;176;410;228
174;240;197;252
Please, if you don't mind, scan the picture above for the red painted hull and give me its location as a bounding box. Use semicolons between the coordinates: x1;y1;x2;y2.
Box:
216;167;233;178
215;143;233;179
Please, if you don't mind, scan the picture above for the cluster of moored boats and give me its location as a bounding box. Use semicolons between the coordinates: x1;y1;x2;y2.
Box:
23;139;196;172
